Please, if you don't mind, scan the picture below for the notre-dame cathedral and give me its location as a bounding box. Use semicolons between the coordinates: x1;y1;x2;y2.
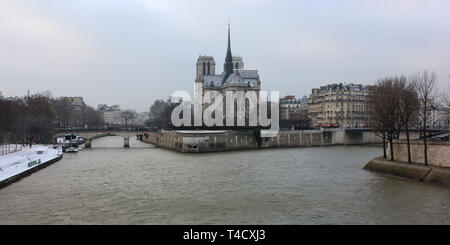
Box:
191;24;263;127
194;24;261;97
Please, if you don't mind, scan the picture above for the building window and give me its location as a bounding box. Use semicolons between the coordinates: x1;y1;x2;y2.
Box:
207;62;211;74
203;61;206;74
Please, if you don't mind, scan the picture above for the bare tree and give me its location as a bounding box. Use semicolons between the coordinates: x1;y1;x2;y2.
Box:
413;70;437;165
121;109;137;129
82;105;104;128
397;77;419;163
130;110;137;128
0;98;29;145
149;99;174;130
37;90;52;98
25;94;55;146
369;77;402;160
52;97;73;130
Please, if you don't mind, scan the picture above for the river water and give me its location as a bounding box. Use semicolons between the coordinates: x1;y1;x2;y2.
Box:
0;136;448;224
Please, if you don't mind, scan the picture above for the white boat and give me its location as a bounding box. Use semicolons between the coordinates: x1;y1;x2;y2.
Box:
65;146;78;153
63;134;79;153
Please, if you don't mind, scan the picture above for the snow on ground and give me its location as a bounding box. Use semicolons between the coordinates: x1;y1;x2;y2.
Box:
0;145;62;182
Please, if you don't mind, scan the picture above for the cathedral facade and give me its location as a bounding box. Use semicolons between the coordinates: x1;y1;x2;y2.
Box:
192;25;262;127
194;24;261;98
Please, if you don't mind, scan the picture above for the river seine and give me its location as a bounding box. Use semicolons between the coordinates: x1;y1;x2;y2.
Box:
0;136;449;224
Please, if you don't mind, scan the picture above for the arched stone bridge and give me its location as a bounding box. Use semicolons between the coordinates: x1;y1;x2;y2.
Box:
54;130;140;148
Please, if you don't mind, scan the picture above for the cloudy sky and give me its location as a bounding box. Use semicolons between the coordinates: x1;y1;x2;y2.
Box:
1;0;449;112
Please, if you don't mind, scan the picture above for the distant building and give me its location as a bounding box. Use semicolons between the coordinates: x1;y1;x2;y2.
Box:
98;104;122;125
4;96;24;103
97;104;107;110
280;95;308;120
135;112;150;126
279;95;310;129
423;104;450;130
63;97;85;111
308;83;371;128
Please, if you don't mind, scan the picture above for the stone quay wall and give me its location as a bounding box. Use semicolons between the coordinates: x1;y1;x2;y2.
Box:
142;130;258;152
261;129;380;148
389;139;450;168
141;129;381;153
364;157;450;186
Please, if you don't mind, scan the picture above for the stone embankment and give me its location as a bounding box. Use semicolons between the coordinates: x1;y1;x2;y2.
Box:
389;139;450;168
139;129;381;153
364;157;450;186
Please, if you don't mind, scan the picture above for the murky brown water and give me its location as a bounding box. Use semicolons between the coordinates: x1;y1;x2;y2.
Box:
0;136;448;224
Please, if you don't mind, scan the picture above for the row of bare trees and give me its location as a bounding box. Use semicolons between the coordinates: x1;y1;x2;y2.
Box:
0;94;55;146
0;91;104;146
53;97;103;130
370;70;440;165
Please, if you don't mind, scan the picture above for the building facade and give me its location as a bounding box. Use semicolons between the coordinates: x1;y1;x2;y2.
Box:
68;97;84;110
280;95;310;129
308;83;370;128
135;112;150;126
98;104;122;125
424;105;450;130
280;95;308;120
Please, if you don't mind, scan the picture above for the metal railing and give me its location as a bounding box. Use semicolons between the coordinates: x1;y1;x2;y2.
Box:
53;127;149;133
0;144;23;156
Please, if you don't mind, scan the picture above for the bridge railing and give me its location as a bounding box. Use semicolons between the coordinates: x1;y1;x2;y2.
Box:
0;144;23;156
53;127;149;134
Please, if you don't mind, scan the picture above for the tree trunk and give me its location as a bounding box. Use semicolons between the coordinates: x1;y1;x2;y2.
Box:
423;132;428;165
389;138;394;161
423;109;428;165
382;133;387;159
406;127;411;163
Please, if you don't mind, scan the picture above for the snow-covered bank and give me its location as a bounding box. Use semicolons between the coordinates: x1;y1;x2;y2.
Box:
0;145;63;187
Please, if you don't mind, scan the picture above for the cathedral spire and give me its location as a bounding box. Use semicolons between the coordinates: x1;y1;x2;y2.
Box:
227;20;231;54
224;21;233;81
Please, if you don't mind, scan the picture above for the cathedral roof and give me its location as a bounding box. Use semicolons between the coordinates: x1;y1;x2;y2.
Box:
235;70;258;79
223;70;259;87
203;75;223;87
203;70;259;88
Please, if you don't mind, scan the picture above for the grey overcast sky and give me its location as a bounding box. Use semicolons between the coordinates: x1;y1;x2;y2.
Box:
1;0;449;112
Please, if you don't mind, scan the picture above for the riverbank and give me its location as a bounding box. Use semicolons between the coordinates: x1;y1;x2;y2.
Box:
0;145;63;188
364;157;450;186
